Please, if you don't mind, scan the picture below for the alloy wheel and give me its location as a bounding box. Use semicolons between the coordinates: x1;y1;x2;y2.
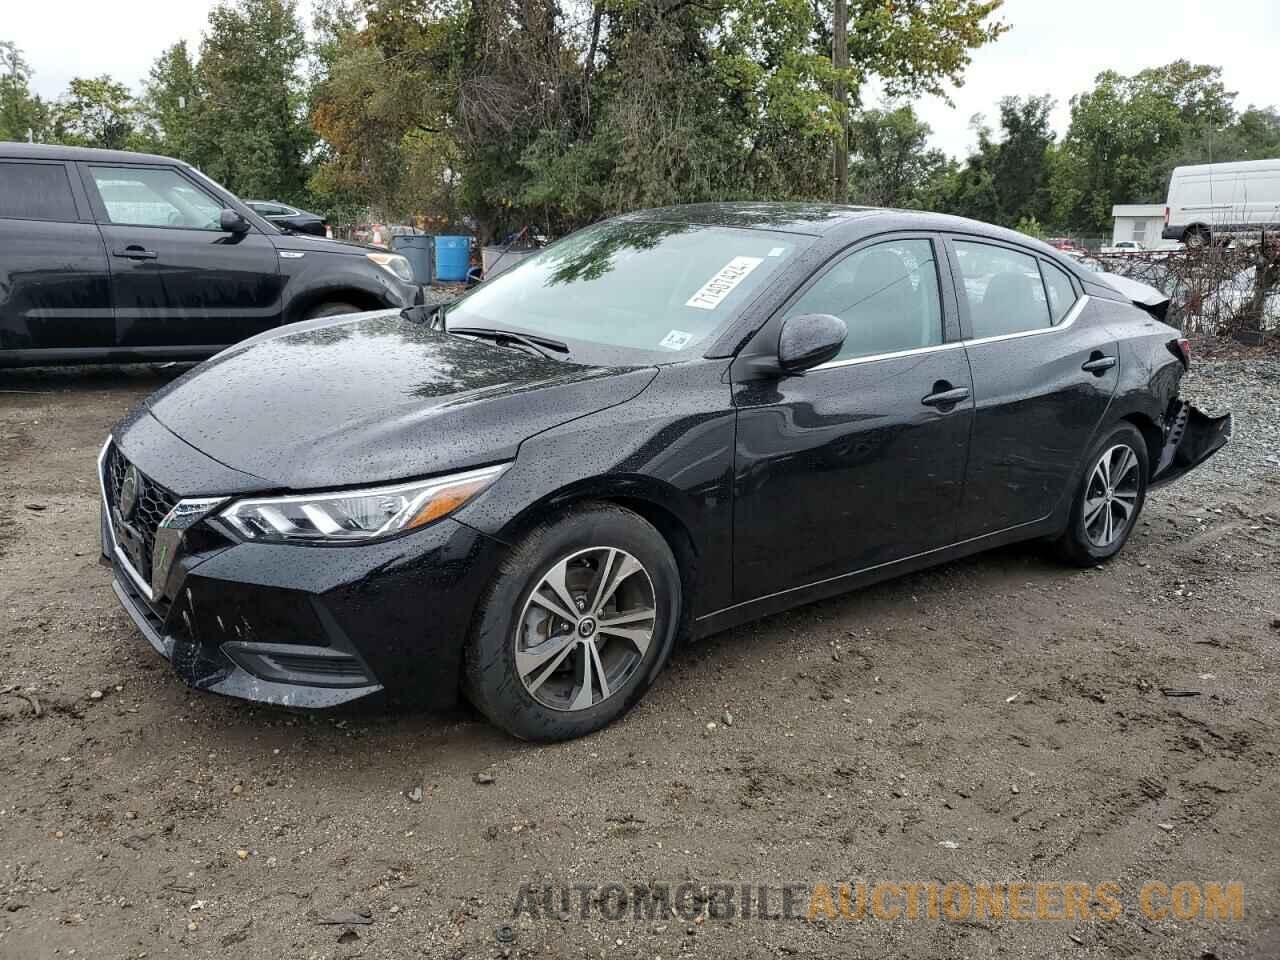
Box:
514;547;657;711
1083;443;1141;548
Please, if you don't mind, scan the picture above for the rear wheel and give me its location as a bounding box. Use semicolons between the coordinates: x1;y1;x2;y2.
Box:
464;503;681;741
1056;422;1148;566
1184;225;1210;249
303;301;361;320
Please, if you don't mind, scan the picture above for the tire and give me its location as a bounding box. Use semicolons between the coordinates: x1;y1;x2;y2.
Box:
303;301;362;320
1184;226;1210;250
464;503;681;741
1056;422;1149;566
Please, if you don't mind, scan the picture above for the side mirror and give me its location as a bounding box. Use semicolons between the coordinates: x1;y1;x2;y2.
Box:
777;313;847;373
220;208;250;234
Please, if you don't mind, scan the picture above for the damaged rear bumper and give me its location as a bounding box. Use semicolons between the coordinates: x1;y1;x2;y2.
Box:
1149;402;1233;490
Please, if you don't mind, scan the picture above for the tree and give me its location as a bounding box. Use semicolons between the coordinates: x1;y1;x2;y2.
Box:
309;0;1007;239
1052;61;1236;233
988;95;1055;225
51;76;136;149
137;41;200;160
932;96;1054;227
0;41;50;142
847;104;950;208
192;0;314;201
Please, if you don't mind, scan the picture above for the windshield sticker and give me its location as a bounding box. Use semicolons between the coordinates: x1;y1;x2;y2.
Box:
768;247;786;257
659;329;695;351
685;256;764;310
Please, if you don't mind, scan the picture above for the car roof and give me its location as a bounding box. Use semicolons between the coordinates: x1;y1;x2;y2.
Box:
623;202;1075;261
625;202;882;235
0;141;189;166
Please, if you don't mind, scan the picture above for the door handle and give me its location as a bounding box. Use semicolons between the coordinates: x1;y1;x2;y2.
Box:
112;246;158;260
1082;355;1117;374
921;384;970;408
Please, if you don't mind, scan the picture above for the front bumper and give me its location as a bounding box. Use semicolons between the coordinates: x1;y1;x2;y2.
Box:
101;445;503;709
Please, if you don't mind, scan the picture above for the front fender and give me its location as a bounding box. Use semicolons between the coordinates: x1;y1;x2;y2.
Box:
282;262;415;319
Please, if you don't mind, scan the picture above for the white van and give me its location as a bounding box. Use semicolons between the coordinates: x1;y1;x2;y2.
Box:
1163;158;1280;246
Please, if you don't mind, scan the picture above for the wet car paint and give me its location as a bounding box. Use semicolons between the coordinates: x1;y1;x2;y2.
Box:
100;204;1232;710
143;312;659;489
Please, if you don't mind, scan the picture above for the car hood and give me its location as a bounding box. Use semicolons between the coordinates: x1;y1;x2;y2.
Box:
269;232;379;256
143;311;658;491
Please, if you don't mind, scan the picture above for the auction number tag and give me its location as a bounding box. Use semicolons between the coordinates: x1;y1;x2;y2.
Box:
685;256;764;310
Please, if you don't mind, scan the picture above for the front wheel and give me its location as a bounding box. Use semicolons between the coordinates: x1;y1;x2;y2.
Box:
464;503;681;741
303;301;361;321
1056;422;1149;566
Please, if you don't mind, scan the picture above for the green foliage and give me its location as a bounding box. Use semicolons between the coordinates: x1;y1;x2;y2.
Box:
1014;214;1045;240
1052;61;1237;233
0;41;49;142
930;96;1055;227
50;76;137;149
12;7;1279;246
847;104;952;208
136;42;200;160
190;0;314;202
308;0;1007;240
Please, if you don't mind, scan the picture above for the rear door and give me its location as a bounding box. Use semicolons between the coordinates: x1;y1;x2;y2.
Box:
0;158;114;353
731;234;973;601
78;162;285;349
946;237;1118;540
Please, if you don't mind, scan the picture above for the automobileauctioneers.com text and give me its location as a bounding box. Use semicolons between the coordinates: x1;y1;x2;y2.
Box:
513;880;1243;924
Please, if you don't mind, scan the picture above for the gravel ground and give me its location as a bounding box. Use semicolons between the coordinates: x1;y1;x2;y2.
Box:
1176;358;1280;485
0;349;1278;960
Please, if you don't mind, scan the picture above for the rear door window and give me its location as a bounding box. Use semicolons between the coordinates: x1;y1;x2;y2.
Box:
88;165;225;230
0;162;79;222
953;241;1051;339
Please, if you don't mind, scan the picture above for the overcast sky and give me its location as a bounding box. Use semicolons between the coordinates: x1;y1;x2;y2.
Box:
9;0;1280;159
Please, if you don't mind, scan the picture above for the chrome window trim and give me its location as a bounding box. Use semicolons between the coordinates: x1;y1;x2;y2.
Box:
812;340;965;371
808;294;1090;370
962;294;1089;348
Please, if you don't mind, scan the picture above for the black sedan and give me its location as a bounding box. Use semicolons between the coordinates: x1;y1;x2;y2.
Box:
245;200;327;237
100;204;1230;740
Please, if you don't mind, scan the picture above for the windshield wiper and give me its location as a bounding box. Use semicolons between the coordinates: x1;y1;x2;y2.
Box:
448;326;571;362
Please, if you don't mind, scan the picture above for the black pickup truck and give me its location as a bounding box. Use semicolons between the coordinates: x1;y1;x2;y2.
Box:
0;143;422;367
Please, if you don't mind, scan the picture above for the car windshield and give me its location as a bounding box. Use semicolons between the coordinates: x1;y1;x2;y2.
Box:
442;220;810;362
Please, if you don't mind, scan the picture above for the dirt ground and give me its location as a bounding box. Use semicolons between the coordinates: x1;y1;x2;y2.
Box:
1;360;1278;960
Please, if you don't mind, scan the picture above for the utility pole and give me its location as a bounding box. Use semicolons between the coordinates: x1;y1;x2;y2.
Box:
832;0;848;202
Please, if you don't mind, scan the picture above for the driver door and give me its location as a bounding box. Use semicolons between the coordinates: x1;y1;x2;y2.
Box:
78;162;284;349
731;235;973;602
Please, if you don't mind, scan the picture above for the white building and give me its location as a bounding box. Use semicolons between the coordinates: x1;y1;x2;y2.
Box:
1111;204;1167;247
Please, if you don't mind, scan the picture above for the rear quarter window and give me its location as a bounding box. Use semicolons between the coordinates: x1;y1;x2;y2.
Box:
1039;260;1078;325
0;162;79;222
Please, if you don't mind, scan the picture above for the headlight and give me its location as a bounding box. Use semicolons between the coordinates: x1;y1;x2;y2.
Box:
366;252;415;283
216;464;506;543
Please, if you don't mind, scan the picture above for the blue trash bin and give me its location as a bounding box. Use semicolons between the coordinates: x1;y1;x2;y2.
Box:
434;235;471;283
391;234;434;285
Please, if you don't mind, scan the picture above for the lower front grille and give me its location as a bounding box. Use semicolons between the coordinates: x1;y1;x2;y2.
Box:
103;443;180;582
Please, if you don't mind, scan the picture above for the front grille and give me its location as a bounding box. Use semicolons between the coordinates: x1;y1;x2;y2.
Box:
103;443;180;579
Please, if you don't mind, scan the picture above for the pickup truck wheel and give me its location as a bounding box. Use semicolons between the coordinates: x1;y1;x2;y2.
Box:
1056;423;1149;567
304;301;361;320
